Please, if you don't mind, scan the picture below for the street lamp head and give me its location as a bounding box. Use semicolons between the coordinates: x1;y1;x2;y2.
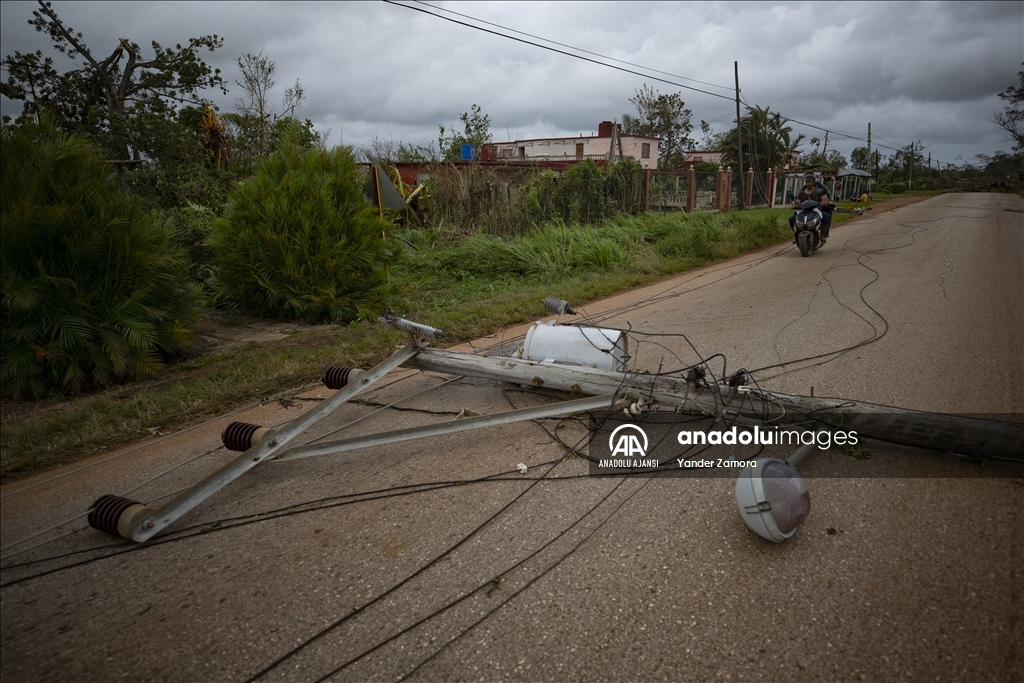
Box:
735;458;811;542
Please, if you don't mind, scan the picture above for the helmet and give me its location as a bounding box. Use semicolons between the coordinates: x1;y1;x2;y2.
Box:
804;173;816;183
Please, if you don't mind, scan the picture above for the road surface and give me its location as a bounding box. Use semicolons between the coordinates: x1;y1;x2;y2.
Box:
2;192;1021;682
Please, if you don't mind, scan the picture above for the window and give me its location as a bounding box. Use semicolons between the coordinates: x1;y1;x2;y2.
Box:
694;155;703;162
641;143;651;159
501;148;512;157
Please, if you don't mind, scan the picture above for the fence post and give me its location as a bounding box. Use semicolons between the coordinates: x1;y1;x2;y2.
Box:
746;168;754;207
725;168;733;211
687;167;695;213
644;168;651;211
716;169;724;211
766;169;775;208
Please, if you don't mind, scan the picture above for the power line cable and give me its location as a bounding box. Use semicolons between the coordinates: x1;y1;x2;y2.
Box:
413;0;735;92
383;0;734;101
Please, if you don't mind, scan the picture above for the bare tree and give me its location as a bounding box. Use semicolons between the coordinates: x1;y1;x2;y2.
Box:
281;79;304;119
235;51;275;157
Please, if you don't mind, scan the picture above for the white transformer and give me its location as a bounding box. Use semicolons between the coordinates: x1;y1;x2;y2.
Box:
518;321;629;372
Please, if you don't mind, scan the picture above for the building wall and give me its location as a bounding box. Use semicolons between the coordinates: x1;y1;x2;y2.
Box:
685;151;724;165
486;135;659;169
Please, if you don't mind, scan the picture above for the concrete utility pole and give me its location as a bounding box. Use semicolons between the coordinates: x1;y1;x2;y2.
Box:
908;141;914;191
405;348;1024;460
734;61;745;210
867;123;871;172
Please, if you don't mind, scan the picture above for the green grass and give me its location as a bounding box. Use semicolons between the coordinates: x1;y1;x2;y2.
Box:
0;206;866;480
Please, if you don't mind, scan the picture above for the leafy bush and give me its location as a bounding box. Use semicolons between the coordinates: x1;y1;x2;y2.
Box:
1;123;200;398
209;142;398;323
160;201;219;277
886;182;906;194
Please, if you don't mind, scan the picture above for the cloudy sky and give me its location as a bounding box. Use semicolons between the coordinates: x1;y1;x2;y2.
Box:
2;1;1021;166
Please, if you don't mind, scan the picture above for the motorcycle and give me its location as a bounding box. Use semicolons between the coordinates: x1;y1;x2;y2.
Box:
791;200;825;257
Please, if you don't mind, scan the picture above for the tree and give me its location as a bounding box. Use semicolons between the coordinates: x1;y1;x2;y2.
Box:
225;52;323;172
622;84;693;169
992;67;1024;152
697;119;727;152
359;136;439;164
877;142;926;186
438;104;492;161
721;106;804;174
850;146;872;171
1;0;226;160
800;149;847;171
178;103;242;169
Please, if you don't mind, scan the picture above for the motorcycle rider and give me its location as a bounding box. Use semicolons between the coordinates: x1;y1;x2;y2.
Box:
790;172;832;244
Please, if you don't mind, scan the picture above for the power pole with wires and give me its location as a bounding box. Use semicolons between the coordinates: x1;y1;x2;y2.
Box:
734;61;745;210
867;122;871;173
908;141;914;191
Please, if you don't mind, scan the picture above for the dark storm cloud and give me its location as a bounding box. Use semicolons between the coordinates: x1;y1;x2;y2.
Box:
2;1;1020;164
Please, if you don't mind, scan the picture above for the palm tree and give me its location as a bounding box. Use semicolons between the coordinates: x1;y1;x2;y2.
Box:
180;103;243;169
721;106;805;202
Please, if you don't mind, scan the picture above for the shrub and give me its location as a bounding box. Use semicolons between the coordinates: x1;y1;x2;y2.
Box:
209;142;398;323
1;123;200;398
887;182;906;194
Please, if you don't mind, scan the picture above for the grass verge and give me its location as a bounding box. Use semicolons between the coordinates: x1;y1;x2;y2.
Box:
0;203;888;481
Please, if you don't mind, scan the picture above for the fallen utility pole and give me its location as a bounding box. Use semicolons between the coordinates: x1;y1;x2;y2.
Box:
83;316;1022;545
404;348;1024;461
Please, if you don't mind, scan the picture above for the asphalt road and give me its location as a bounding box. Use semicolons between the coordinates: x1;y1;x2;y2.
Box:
2;192;1022;683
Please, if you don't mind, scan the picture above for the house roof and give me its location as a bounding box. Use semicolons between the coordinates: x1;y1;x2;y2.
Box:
488;133;659;145
836;167;872;177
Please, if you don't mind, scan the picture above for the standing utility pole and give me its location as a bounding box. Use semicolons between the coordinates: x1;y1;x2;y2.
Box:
867;123;872;178
908;141;914;191
734;61;745;210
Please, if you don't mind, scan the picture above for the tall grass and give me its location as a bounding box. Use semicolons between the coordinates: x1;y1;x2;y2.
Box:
425;157;646;236
1;122;200;398
407;208;788;286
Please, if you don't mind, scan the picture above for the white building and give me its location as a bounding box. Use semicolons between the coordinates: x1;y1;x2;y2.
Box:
481;121;660;170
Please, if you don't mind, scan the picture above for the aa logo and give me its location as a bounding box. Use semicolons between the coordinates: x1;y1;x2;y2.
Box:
608;424;648;458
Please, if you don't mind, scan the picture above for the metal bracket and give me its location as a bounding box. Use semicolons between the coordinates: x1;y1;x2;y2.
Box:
124;342;421;542
275;394;621;462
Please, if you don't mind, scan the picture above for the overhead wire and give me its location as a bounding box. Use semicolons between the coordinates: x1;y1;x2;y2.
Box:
413;0;734;92
383;0;734;102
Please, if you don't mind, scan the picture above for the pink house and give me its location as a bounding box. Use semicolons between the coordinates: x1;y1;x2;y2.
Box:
684;150;725;167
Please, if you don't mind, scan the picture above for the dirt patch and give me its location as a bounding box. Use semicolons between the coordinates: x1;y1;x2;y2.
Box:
190;309;318;355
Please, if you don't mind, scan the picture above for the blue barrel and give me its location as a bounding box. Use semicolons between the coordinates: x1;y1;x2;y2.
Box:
461;143;475;161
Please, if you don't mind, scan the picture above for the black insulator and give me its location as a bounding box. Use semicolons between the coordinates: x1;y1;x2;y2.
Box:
323;366;359;390
88;494;141;537
543;296;576;316
686;365;707;387
729;370;749;388
222;421;261;452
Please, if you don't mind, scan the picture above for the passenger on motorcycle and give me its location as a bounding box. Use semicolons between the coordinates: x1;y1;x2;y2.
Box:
790;173;832;244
